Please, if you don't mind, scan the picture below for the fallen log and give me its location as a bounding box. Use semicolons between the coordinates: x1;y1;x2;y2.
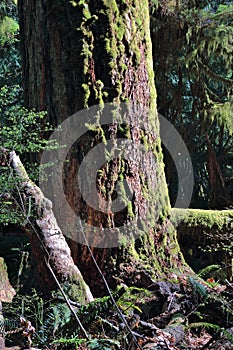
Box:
173;208;233;280
0;148;93;303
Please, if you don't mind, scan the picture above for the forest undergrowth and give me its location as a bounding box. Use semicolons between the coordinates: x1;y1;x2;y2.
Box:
2;268;233;350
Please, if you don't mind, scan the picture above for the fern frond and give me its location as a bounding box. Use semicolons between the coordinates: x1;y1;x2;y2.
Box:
197;264;220;278
188;321;221;331
188;276;208;297
188;322;233;343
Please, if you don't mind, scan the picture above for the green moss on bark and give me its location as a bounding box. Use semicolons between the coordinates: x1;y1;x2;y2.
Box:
19;0;190;294
172;208;233;229
174;208;233;279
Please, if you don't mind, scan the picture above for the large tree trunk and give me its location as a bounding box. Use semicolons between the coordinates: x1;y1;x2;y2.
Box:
18;0;189;296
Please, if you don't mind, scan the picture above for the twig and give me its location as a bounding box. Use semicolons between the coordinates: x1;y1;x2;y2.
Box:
45;258;90;340
79;219;143;350
26;218;90;340
167;291;176;311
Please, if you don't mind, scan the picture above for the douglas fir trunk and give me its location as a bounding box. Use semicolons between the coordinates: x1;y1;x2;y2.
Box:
19;0;189;296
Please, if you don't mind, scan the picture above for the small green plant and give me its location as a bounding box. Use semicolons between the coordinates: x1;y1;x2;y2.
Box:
0;85;51;155
0;85;58;226
0;0;21;86
2;289;73;347
54;337;121;350
0;15;18;46
197;264;220;279
117;287;152;315
187;322;233;343
188;276;208;298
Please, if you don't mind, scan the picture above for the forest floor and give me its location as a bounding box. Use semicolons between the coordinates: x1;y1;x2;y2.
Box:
2;227;233;349
2;276;233;350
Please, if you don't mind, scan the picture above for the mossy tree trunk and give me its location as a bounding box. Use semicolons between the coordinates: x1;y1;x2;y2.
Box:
19;0;189;296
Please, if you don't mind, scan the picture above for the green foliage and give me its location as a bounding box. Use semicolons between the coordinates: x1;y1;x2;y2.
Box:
197;264;220;278
0;170;26;225
151;1;233;208
3;288;123;348
0;86;50;154
0;85;55;226
188;274;233;327
184;3;233;131
3;290;43;328
188;276;208;298
77;295;111;323
0;16;18;45
0;0;20;86
188;322;233;342
3;290;73;346
0;1;18;18
54;337;120;350
117;287;152;315
37;303;72;345
202;226;233;257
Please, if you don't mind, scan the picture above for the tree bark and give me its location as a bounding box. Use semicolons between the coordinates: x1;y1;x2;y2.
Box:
0;257;16;350
18;0;189;295
206;134;232;209
0;148;93;303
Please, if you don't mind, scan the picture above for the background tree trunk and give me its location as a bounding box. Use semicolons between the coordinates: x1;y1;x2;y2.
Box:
206;135;232;209
19;0;189;296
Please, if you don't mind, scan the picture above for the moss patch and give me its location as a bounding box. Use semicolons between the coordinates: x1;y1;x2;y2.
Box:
173;208;233;280
172;208;233;229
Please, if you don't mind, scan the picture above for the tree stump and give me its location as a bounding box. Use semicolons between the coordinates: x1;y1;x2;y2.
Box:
0;257;15;302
